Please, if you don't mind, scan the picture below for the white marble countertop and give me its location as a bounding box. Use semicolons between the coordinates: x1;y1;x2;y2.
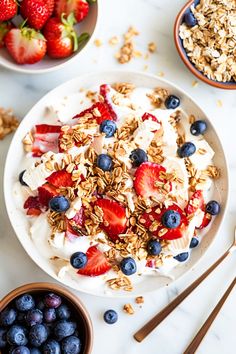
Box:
0;0;236;353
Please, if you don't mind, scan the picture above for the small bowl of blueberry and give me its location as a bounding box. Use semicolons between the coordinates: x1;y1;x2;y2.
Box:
0;282;93;354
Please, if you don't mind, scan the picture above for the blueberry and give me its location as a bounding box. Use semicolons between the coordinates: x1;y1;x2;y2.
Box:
162;210;181;229
97;154;113;171
147;239;162;255
7;325;28;346
0;327;7;348
103;310;118;325
70;252;87;269
19;170;28;186
43;339;60;354
49;196;70;213
184;10;197;27
25;309;43;327
190;237;199;248
12;346;30;354
15;294;35;312
206;200;220;215
129;149;148;167
56;305;71;321
100;120;117;138
44;308;56;323
165;95;180;109
30;348;41;354
190;120;207;136
0;307;17;326
177;142;196;158
174;252;189;262
36;301;45;311
17;312;26;325
44;293;62;309
54;321;76;341
120;257;137;276
29;324;48;347
61;335;81;354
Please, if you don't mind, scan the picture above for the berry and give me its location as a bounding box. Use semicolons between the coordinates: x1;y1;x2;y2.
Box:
198;212;212;229
74;102;114;124
56;305;71;320
164;95;180;109
44;0;54;16
0;0;17;21
19;171;28;186
99;84;117;121
190;237;199;248
5;27;46;65
70;252;87;269
206;200;220;215
25;309;43;327
162;210;181;229
99;120;117;138
32;124;61;157
23;196;42;216
16;312;26;325
97;154;113;171
43;308;56;323
103;310;118;325
15;295;35;312
94;199;127;241
7;325;28;346
120;257;137;276
134;162;171;200
177;142;196;158
36;301;45;311
0;21;13;48
44;293;62;309
142;112;159;124
0;327;7;348
129;149;148;167
46;170;73;188
43;339;60;354
30;349;41;354
190;120;207;136
174;252;189;262
147;239;162;256
38;184;58;208
184;10;197;27
54;321;76;341
61;335;81;354
20;0;50;30
29;324;48;347
77;246;111;277
0;308;17;326
12;346;30;354
55;0;89;23
185;190;204;215
49;196;70;212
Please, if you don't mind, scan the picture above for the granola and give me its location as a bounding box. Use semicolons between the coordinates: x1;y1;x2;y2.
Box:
0;107;19;140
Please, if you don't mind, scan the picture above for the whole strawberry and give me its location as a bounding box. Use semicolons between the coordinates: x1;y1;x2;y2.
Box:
20;0;50;30
5;26;47;64
0;0;17;21
54;0;89;23
0;21;13;48
44;0;55;16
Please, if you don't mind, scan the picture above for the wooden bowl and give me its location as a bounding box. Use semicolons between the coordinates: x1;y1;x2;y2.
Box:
0;282;93;354
174;0;236;90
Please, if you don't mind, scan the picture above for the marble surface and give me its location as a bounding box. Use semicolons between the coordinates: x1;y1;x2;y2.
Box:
0;0;236;353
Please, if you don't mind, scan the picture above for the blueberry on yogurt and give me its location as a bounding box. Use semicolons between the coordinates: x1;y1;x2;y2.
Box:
177;142;196;158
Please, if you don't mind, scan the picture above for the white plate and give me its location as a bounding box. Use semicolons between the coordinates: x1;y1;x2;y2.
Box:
4;71;229;297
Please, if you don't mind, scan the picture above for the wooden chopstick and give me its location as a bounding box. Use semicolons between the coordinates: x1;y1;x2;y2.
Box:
183;277;236;354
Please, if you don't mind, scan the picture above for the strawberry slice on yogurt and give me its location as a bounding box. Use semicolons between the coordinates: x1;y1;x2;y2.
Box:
32;124;61;157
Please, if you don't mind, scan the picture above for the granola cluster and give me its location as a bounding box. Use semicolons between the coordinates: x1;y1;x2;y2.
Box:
0;107;19;140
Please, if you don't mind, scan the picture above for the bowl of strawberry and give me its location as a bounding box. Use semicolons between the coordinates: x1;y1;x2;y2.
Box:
0;282;93;353
0;0;98;73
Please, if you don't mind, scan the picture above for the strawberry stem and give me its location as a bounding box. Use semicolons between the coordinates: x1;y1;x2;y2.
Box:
77;32;90;47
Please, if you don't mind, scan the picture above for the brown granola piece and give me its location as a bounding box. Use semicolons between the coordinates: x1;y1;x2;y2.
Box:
135;296;144;304
0;107;19;140
123;303;134;315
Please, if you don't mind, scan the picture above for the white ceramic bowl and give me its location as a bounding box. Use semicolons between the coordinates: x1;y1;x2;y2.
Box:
4;71;229;297
0;2;99;74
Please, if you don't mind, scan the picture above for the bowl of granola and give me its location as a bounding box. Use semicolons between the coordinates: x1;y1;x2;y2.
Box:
4;70;229;296
174;0;236;89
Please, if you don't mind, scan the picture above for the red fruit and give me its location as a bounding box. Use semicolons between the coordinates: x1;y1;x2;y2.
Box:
32;124;61;157
185;190;204;215
46;170;73;188
24;196;42;216
141;204;188;240
78;245;111;276
100;84;117;121
74;102;114;124
95;199;127;242
38;183;58;207
27;208;42;216
5;27;46;65
43;14;79;59
197;212;212;229
0;21;13;48
44;0;54;16
0;0;17;21
66;208;85;236
20;0;50;30
134;162;172;200
142;112;159;123
54;0;89;23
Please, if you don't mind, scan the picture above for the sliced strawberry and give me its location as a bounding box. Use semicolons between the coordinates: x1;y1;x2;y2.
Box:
73;102;113;124
197;212;212;229
134;162;172;200
185;190;204;215
99;84;117;121
24;196;42;216
46;170;73;188
141;204;188;240
27;208;42;216
146;259;156;268
38;183;58;207
95;199;127;242
78;245;111;276
66;208;85;236
142;112;159;123
32;124;61;157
